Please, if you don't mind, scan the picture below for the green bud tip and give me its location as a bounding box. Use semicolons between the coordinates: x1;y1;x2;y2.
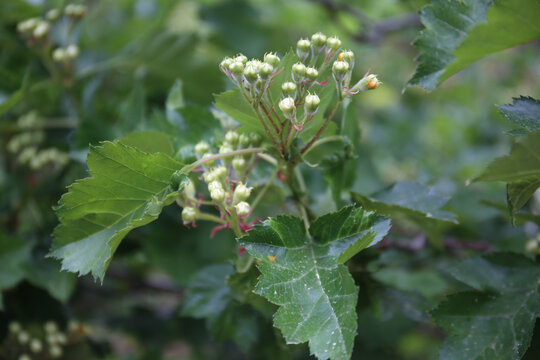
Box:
311;32;327;48
281;82;297;96
234;182;253;202
326;36;342;50
306;67;318;80
225;130;239;145
232;157;246;172
297;38;311;53
182;206;197;223
234;54;248;64
195;141;209;154
332;60;349;74
279;97;296;115
259;62;274;79
243;65;258;83
220;57;233;70
228;61;244;75
250;132;262;146
264;52;280;67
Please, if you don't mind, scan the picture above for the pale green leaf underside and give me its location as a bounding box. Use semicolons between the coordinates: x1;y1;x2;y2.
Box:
51;141;187;281
240;206;390;360
407;0;540;91
434;254;540;360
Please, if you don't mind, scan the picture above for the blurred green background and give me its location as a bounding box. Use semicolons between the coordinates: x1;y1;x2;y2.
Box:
1;0;539;359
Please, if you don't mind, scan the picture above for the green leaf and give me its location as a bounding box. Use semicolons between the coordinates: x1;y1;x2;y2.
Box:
166;79;185;112
214;88;263;134
119;131;174;155
507;179;540;214
50;141;187;281
0;235;31;291
352;181;457;227
476;134;540;182
407;0;540;91
434;253;540;359
499;96;540;135
240;206;390;360
23;254;75;303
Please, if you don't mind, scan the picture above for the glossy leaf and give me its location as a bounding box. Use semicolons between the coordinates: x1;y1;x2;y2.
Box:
499;96;540;135
407;0;540;91
240;206;390;360
434;254;540;359
50;141;188;281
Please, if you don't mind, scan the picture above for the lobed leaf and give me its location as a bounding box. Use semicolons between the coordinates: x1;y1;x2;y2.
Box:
498;96;540;135
406;0;540;91
240;206;390;360
50;141;188;281
434;254;540;360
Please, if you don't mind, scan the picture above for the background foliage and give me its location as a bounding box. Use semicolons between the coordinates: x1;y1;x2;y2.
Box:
1;0;539;359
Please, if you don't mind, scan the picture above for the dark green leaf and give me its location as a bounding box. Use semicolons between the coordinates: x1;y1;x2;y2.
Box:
499;96;540;135
240;206;390;360
407;0;540;91
50;141;187;281
0;235;31;291
434;254;540;360
507;180;540;214
23;254;75;303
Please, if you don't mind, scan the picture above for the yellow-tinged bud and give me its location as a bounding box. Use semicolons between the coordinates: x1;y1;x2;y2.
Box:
235;201;251;216
311;32;327;49
195;141;209;154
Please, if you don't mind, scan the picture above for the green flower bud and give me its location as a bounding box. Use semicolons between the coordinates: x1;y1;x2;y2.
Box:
332;60;349;74
297;38;311;60
219;144;233;155
232;157;246;175
212;165;228;180
311;32;327;49
326;36;342;50
225;130;239;146
210;188;226;202
17;18;38;33
33;21;49;38
65;44;79;60
250;132;262;146
234;182;252;202
228;61;244;75
239;133;251;148
306;67;318;80
46;9;61;21
234;54;248;64
50;345;63;358
65;4;86;18
18;331;30;344
281;82;297;97
305;93;320;114
183;180;196;199
259;62;274;79
292;62;307;78
264;52;280;67
279;97;296;117
235;201;251;217
246;59;262;69
243;65;258;83
67;320;80;332
195;141;209;154
52;48;66;62
182;206;197;223
220;57;233;70
9;321;22;333
30;339;43;353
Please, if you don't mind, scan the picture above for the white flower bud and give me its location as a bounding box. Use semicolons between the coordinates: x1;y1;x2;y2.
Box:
235;201;251;217
182;206;197;223
281;82;297;97
264;52;280;67
297;38;311;59
306;67;318;80
259;62;274;79
33;21;49;38
305;93;320;114
195;141;209;154
50;345;63;358
339;50;354;66
225;130;239;146
311;32;327;49
212;165;228;180
208;181;223;192
30;338;43;353
220;57;233;70
326;36;342;50
65;44;80;60
52;48;66;62
228;61;243;75
526;239;539;255
279;97;296;117
210;188;225;202
46;9;61;21
243;65;258;83
183;180;195;199
234;183;252;202
45;321;59;334
219;144;233;155
232;157;246;175
239;133;251;148
9;321;22;333
18;331;30;344
19;354;31;360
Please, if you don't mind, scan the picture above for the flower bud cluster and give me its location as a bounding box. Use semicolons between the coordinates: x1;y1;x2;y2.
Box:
4;319;88;359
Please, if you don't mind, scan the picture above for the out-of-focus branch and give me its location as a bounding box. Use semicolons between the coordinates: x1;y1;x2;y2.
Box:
308;0;421;44
375;234;493;253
